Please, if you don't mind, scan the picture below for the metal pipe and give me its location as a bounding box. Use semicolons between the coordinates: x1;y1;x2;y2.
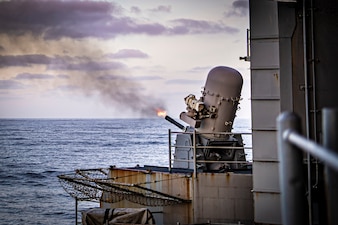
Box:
302;0;313;222
193;129;197;178
322;108;338;225
309;0;320;192
284;131;338;172
75;197;78;225
310;0;317;143
277;112;308;225
168;129;172;173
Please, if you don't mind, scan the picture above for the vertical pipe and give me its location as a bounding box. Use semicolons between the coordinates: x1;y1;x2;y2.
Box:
309;0;320;193
302;0;313;222
193;130;197;178
277;112;307;225
309;0;317;142
75;198;78;225
322;108;338;225
168;129;172;173
247;29;250;61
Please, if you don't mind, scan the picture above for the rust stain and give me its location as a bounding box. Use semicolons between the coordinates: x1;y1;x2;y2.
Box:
225;172;231;184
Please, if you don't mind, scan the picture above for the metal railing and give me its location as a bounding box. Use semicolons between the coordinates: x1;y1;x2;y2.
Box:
168;129;252;177
277;109;338;225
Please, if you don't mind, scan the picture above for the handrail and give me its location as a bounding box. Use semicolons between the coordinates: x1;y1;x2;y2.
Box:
277;109;338;225
168;128;252;175
283;129;338;172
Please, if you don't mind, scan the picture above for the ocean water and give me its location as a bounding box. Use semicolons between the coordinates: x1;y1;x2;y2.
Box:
0;118;251;225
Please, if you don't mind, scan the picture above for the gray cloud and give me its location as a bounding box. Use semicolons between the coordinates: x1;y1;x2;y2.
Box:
225;0;249;17
0;54;51;68
55;85;79;91
169;19;239;34
166;79;203;85
47;60;126;71
132;76;164;81
0;0;239;40
96;74;128;81
108;49;149;59
149;5;171;13
188;66;212;73
0;54;125;72
130;6;141;14
15;73;54;80
57;74;70;79
0;80;25;89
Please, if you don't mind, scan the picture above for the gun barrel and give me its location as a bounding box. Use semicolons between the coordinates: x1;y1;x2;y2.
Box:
165;115;185;130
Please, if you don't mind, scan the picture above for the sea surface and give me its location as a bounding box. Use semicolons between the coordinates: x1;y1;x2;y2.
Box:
0;118;251;225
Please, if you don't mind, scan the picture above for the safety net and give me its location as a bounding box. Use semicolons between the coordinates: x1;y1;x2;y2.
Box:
58;168;191;206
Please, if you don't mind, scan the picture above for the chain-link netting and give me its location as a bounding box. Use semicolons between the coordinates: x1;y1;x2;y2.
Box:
58;168;190;206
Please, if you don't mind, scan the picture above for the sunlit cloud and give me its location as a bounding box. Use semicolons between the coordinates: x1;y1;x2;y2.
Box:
107;49;149;59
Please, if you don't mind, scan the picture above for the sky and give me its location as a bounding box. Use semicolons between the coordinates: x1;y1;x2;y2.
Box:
0;0;250;119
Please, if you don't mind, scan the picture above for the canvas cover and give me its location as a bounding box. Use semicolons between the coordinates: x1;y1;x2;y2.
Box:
82;208;155;225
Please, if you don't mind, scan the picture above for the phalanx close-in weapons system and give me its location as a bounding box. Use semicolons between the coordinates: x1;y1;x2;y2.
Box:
165;66;247;172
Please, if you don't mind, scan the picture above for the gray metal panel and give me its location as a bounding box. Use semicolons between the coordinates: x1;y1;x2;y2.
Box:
252;130;278;161
253;162;280;192
254;192;281;224
252;100;280;130
250;0;283;224
251;69;280;100
250;0;278;39
250;40;280;69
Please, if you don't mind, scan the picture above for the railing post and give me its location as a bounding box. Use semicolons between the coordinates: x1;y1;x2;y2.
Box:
75;197;78;225
168;129;172;173
193;129;197;178
322;108;338;225
277;112;307;225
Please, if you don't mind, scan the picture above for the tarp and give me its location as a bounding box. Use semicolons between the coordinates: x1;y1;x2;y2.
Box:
82;208;155;225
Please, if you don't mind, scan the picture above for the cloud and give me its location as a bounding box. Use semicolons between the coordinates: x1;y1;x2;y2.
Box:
0;0;122;39
166;79;203;85
57;74;70;79
0;0;239;40
15;73;54;80
0;54;51;68
188;66;213;73
55;85;79;91
47;60;126;71
96;74;128;81
0;79;25;89
149;5;171;13
132;76;164;81
108;49;149;59
225;0;249;17
130;6;141;14
169;19;239;35
0;54;125;72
